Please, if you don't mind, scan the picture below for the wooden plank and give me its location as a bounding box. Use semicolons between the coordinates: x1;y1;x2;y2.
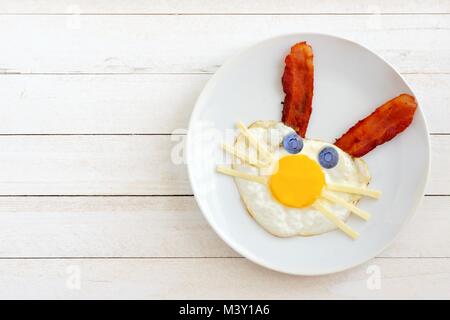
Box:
0;74;201;134
0;195;447;259
0;257;448;299
0;73;447;134
0;74;208;134
408;74;450;134
430;135;450;195
0;135;445;195
1;1;449;14
0;196;236;258
0;15;448;74
0;135;190;195
383;196;450;257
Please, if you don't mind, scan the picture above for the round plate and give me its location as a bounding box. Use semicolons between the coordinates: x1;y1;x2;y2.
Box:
186;33;430;275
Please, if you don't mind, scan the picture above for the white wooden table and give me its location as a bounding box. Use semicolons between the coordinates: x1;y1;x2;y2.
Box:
0;1;449;299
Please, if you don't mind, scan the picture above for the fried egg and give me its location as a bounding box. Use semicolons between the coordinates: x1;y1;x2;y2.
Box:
229;121;371;237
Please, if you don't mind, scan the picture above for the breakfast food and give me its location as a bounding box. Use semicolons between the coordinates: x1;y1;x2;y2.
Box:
224;121;371;237
218;120;378;239
335;94;417;157
281;42;314;137
216;41;417;239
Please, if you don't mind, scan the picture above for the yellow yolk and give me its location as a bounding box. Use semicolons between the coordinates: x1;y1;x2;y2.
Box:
269;155;325;208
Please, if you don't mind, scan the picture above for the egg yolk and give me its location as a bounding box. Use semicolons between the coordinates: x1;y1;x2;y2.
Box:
269;155;325;208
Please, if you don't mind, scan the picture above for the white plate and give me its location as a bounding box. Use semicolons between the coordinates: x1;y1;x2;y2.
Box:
186;33;430;275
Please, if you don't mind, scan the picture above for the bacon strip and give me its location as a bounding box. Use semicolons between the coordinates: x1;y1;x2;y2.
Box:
335;94;417;158
281;42;314;137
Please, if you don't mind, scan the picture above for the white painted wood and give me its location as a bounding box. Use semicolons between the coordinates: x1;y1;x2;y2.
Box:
410;74;450;134
383;196;450;257
0;73;447;134
0;15;448;74
430;136;450;195
0;257;448;299
0;196;447;259
0;196;237;258
1;1;448;14
0;135;446;195
0;74;209;134
0;135;190;195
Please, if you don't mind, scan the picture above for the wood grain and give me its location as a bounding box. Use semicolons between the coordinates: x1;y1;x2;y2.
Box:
1;1;449;14
0;257;448;299
0;196;447;259
0;74;208;134
430;136;450;195
0;73;447;134
0;15;448;74
0;135;190;195
0;135;445;195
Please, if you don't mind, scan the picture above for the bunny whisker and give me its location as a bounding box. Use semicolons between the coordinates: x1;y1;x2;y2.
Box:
326;183;381;199
313;201;359;239
236;120;274;162
222;143;271;168
216;165;267;185
320;191;370;221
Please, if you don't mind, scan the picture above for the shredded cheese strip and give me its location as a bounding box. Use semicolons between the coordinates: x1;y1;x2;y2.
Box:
236;121;273;162
326;183;381;199
216;165;267;185
313;201;359;240
222;144;269;168
321;191;370;221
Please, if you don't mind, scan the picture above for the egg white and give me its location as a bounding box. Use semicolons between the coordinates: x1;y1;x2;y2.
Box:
232;121;371;237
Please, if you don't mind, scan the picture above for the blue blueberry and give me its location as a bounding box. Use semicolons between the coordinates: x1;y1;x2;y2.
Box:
318;147;339;169
283;133;303;154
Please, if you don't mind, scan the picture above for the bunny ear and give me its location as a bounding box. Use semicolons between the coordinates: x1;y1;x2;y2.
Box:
335;94;417;158
281;42;314;138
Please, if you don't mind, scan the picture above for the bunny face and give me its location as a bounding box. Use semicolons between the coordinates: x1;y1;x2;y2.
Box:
223;121;372;238
216;41;415;240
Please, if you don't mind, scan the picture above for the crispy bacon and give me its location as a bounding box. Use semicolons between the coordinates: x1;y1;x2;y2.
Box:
281;42;314;138
335;94;417;158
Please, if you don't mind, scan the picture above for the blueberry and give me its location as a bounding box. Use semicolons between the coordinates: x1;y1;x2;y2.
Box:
283;133;303;154
318;147;339;169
